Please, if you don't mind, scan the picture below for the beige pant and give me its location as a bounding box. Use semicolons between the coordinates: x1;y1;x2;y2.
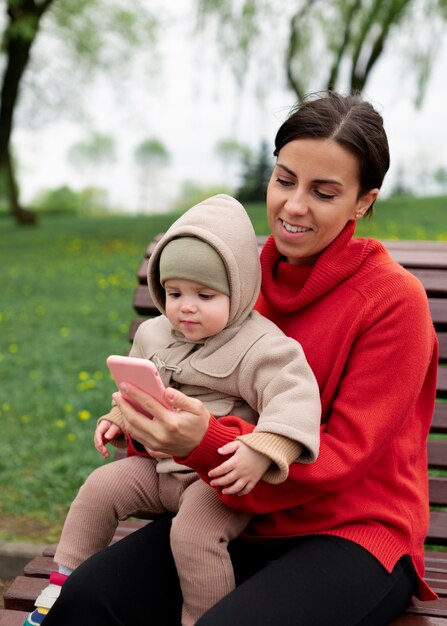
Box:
55;455;251;626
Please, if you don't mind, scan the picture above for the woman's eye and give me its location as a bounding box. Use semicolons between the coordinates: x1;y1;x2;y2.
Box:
276;176;294;187
315;189;336;200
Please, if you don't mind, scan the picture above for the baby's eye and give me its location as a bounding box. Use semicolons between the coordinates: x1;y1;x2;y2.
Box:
198;293;214;300
167;291;181;299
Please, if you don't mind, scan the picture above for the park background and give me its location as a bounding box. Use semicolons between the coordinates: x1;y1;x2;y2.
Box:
1;0;447;544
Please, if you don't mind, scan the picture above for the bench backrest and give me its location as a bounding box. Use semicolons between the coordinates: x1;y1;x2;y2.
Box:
130;236;447;548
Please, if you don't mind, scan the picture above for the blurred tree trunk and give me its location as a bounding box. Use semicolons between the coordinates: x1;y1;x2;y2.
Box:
0;0;54;225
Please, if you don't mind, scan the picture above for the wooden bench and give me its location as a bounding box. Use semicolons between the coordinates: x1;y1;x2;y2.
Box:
2;237;447;625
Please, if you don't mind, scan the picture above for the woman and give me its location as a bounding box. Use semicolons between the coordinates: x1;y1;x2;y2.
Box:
43;92;438;626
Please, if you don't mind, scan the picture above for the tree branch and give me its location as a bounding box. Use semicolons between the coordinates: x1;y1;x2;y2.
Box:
286;1;318;101
327;0;362;91
351;0;411;93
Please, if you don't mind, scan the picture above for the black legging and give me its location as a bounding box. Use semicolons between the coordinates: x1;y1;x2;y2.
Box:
44;514;416;626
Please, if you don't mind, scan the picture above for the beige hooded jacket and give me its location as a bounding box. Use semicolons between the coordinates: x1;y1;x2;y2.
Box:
104;195;321;482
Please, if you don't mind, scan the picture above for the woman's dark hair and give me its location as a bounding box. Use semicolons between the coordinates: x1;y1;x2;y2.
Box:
274;92;390;215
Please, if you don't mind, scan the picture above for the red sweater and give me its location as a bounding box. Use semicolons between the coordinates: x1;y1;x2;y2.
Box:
180;221;438;600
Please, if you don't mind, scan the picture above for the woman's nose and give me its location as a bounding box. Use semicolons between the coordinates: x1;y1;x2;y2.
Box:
285;190;309;215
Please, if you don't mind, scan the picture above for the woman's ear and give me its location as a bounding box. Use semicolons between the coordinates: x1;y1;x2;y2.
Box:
355;188;379;218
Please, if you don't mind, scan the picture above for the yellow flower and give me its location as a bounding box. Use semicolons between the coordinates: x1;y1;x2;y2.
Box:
20;415;30;424
78;371;89;381
54;419;66;429
67;433;76;442
64;403;74;413
78;410;91;421
8;344;18;353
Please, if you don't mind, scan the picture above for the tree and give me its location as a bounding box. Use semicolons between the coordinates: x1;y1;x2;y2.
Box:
196;0;447;102
215;138;251;189
133;137;170;213
237;140;273;202
433;166;447;193
68;132;116;172
0;0;54;224
0;0;157;224
283;0;447;101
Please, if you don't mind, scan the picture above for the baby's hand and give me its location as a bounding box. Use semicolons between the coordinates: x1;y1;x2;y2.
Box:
208;440;272;496
94;420;123;459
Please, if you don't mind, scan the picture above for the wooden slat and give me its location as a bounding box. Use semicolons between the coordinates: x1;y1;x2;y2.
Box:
0;610;30;626
3;577;46;612
409;270;447;296
391;616;447;625
129;317;145;342
438;368;447;398
42;545;56;558
425;575;447;596
432;403;447;434
133;284;158;316
427;511;447;547
428;478;447;508
405;597;447;618
387;249;447;270
428;440;447;470
439;334;447;363
430;300;447;327
425;551;447;569
137;258;148;284
381;241;447;251
23;555;54;578
144;234;163;257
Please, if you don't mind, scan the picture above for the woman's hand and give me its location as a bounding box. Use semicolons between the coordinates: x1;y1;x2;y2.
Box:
94;420;123;459
112;384;211;458
208;440;272;496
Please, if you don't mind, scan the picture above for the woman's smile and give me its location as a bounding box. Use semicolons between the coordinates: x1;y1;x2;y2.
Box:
281;219;314;235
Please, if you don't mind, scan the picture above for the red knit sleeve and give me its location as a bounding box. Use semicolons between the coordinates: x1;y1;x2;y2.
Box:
174;414;255;479
179;271;438;516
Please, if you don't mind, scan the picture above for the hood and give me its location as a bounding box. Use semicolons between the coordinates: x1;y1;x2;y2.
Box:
148;194;261;328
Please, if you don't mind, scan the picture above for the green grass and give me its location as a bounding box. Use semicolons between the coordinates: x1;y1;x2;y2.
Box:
0;212;176;541
0;194;446;543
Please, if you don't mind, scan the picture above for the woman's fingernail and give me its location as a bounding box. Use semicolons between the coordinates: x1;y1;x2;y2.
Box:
119;383;128;393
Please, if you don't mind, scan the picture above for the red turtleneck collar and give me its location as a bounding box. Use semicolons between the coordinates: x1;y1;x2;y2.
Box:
260;221;386;313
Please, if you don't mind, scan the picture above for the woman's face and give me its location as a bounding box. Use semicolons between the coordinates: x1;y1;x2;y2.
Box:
266;138;378;265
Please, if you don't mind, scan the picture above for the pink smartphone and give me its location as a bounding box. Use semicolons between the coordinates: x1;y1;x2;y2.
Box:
106;355;168;417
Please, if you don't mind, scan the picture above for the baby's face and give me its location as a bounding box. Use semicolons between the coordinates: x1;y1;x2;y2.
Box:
164;278;230;341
